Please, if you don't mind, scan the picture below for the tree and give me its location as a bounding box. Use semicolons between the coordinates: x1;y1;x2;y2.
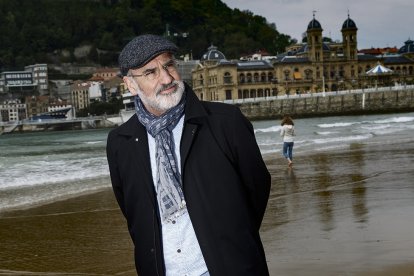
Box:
0;0;293;68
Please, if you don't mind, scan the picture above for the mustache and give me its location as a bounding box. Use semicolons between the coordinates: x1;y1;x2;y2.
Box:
156;82;178;95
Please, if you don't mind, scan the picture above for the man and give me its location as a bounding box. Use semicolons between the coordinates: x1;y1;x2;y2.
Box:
106;34;271;276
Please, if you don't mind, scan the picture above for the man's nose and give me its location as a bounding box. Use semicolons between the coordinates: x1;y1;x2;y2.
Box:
158;66;174;84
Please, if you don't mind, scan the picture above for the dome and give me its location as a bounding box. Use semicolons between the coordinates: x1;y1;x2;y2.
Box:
296;44;308;54
398;39;414;54
342;16;357;30
296;43;330;54
307;18;322;30
201;45;226;61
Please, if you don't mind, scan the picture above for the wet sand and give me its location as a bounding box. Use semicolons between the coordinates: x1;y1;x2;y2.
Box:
1;139;414;275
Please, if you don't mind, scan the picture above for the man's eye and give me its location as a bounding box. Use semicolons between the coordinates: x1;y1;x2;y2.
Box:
166;61;175;68
143;69;156;76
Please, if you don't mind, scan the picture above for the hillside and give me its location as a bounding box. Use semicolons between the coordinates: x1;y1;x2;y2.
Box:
0;0;293;70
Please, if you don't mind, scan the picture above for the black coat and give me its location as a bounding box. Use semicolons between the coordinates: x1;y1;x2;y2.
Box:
106;87;271;276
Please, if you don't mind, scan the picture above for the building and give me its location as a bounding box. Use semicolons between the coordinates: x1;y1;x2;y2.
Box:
192;14;414;100
0;99;27;122
0;71;37;95
192;45;276;101
102;76;124;101
49;98;73;119
89;82;104;103
25;64;49;94
49;80;73;101
92;67;119;81
25;95;50;119
398;39;414;60
176;54;199;86
0;64;49;97
70;81;91;113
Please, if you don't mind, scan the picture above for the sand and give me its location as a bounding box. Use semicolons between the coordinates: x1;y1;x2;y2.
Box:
1;139;414;275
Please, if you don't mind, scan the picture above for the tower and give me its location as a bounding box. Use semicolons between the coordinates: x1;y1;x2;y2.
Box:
341;13;358;61
307;12;324;62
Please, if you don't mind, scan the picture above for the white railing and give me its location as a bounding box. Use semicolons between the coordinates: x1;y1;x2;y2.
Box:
219;84;414;104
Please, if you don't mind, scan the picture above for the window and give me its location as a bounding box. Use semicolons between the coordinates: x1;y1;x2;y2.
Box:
250;89;256;98
239;74;245;83
283;70;290;81
223;72;232;84
268;72;274;82
305;69;312;80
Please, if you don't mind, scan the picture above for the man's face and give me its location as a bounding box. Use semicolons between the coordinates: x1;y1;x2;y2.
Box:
124;53;184;116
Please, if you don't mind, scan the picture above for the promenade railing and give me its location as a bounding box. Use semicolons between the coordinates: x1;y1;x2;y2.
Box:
219;84;414;104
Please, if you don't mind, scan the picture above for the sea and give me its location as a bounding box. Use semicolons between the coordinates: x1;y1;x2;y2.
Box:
1;112;414;213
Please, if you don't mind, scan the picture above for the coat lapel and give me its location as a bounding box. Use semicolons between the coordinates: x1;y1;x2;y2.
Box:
180;122;198;171
119;115;157;207
180;86;208;175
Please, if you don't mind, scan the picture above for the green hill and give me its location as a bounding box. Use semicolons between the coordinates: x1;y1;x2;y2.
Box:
0;0;293;70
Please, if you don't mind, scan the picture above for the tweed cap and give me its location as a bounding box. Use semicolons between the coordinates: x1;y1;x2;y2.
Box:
119;34;178;76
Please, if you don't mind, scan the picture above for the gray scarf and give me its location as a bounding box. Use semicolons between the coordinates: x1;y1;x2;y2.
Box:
134;95;186;222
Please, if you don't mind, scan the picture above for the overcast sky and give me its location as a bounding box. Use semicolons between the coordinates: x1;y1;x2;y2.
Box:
221;0;413;50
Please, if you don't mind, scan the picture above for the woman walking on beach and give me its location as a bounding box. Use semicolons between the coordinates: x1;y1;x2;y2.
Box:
280;115;295;167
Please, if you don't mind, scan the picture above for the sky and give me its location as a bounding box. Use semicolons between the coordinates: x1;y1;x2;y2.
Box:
221;0;414;50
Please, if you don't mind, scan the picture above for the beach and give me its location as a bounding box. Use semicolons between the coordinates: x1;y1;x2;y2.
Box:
261;138;414;275
1;141;414;275
1;113;414;275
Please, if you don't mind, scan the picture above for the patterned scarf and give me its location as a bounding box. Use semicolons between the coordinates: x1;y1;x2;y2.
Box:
134;94;186;222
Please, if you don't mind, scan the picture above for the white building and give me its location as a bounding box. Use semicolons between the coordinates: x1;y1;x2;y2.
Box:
89;82;103;102
25;64;49;94
0;99;27;122
0;64;49;96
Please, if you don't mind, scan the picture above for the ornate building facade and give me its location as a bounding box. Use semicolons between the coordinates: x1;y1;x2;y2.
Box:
192;15;414;101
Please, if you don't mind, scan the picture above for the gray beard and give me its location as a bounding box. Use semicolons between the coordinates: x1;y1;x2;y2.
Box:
138;80;185;114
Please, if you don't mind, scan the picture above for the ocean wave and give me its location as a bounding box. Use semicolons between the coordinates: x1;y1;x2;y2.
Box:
0;157;108;190
372;116;414;124
317;122;359;128
315;131;338;135
255;125;281;133
312;134;373;144
83;140;104;144
360;124;390;130
0;176;110;213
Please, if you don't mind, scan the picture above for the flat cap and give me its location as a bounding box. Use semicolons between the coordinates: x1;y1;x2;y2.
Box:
119;34;178;76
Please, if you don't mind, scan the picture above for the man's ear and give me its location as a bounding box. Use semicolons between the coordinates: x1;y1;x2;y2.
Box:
123;76;138;96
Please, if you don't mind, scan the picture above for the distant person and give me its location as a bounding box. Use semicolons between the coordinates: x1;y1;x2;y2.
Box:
106;34;271;276
280;115;295;167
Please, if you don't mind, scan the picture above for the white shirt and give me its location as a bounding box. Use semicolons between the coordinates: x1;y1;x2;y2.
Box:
280;124;295;142
147;116;208;276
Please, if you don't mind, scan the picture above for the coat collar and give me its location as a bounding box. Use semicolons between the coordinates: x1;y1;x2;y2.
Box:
182;82;208;123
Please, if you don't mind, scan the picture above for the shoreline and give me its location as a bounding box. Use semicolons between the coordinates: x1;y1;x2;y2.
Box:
2;96;414;134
